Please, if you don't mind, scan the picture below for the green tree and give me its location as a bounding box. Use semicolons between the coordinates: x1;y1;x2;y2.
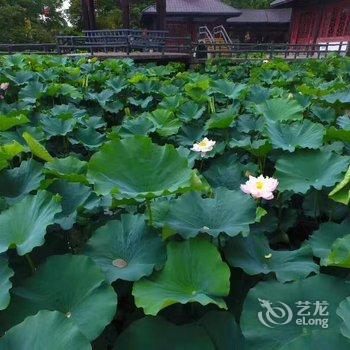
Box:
0;0;67;43
224;0;272;9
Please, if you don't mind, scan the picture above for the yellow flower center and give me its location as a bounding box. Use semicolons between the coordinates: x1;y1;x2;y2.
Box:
256;181;264;190
198;140;208;148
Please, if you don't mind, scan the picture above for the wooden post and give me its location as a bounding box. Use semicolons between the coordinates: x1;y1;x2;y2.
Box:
156;0;166;30
81;0;96;30
120;0;130;28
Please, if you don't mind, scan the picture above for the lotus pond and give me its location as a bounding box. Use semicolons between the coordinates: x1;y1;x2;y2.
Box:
0;54;350;349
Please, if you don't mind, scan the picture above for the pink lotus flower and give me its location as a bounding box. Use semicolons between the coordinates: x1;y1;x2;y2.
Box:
241;175;278;200
191;138;216;157
0;95;4;100
0;83;9;91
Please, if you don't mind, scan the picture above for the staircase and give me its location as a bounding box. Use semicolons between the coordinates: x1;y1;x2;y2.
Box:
198;26;233;57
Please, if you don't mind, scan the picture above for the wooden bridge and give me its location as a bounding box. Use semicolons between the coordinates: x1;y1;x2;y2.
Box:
0;29;348;63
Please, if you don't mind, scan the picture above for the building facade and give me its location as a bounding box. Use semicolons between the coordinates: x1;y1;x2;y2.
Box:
271;0;350;44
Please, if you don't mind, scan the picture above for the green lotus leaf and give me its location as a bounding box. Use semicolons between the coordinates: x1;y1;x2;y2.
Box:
203;154;250;190
116;116;156;137
275;150;350;193
308;220;350;265
0;114;29;131
0;256;13;311
19;81;44;103
153;188;256;238
241;274;350;350
0;141;24;171
256;98;304;122
229;136;272;157
224;234;318;282
237;114;265;134
114;311;244;350
311;105;336;124
148;109;182;137
337;115;350;130
87;136;194;199
47;83;82;101
205;108;237;130
22;132;54;162
178;101;206;121
0;190;62;255
47;179;92;230
132;239;230;315
44;156;88;184
324;89;350;104
85;214;165;282
69;128;106;150
266;120;324;152
40;115;76;137
106;77;128;93
212;80;246;100
0;310;91;350
337;297;350;339
128;96;153;109
0;255;117;341
0;159;44;204
329;166;350;205
326;234;350;268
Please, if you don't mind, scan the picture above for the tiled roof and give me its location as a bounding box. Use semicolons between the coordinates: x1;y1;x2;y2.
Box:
227;8;291;23
142;0;241;16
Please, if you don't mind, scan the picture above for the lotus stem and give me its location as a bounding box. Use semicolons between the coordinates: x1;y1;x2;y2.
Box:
146;199;153;227
25;254;36;274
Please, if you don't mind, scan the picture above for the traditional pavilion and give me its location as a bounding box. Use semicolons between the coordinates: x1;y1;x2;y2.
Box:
271;0;350;44
141;0;241;40
226;9;291;42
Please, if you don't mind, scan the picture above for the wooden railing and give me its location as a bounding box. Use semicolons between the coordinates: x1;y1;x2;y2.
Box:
193;42;349;61
56;35;191;56
0;38;348;62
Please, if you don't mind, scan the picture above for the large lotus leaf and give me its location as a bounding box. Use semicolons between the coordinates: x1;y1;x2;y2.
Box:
85;214;166;282
224;234;318;282
40;115;76;137
114;311;244;350
275;150;349;193
148;109;182;137
129;96;153;109
87;136;194;199
329;165;350;205
22;132;54;162
0;114;29;131
241;274;350;350
0;256;13;310
47;83;82;101
237;114;265;134
132;239;230;315
19;81;44;103
203;154;250;190
69;128;106;150
256;98;304;122
212;80;246;100
1;255;117;341
117;116;156;137
47;179;92;230
0;310;91;350
153;188;256;238
205;108;237;130
323;89;350;104
0;191;61;255
337;297;350;339
178;101;205;121
311;105;336;124
44;156;88;184
0;159;44;204
266;119;324;152
325;126;350;144
309;220;350;265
